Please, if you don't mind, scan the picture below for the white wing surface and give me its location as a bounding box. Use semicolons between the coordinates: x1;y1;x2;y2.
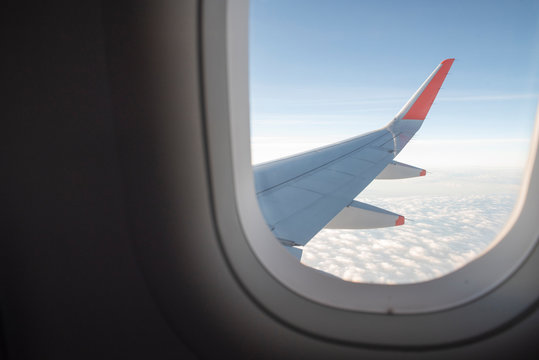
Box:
254;59;454;254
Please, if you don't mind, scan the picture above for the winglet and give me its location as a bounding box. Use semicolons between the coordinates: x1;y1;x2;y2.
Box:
398;58;454;120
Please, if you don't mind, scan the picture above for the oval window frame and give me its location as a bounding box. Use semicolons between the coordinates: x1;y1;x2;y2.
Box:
202;0;539;348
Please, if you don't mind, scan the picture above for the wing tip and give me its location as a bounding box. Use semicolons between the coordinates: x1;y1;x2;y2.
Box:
395;216;405;226
401;58;454;120
442;58;455;65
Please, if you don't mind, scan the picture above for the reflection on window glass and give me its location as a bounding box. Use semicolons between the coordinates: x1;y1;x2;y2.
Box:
249;0;539;284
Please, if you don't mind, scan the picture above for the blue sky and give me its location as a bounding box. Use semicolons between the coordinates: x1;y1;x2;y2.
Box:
249;0;539;165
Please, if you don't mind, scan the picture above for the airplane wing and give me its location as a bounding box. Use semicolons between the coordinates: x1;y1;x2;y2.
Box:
254;59;454;258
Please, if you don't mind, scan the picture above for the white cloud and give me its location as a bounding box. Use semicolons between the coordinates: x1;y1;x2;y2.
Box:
300;193;518;284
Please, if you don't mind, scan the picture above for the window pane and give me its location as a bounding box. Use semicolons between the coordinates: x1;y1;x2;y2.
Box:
249;0;539;284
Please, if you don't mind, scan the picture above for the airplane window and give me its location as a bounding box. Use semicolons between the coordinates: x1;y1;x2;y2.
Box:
248;0;539;284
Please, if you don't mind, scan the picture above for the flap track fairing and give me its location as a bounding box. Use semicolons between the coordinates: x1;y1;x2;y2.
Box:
325;200;404;229
376;161;426;179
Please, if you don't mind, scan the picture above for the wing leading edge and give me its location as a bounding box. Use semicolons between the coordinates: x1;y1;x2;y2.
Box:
254;59;454;258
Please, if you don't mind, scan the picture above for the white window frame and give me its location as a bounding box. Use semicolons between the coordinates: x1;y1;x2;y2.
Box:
202;0;539;347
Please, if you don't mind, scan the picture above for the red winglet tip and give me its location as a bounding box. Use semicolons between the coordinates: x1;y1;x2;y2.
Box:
395;216;405;226
420;169;427;176
402;59;454;120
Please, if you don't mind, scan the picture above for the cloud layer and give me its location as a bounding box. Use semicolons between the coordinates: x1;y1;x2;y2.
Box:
301;193;517;284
